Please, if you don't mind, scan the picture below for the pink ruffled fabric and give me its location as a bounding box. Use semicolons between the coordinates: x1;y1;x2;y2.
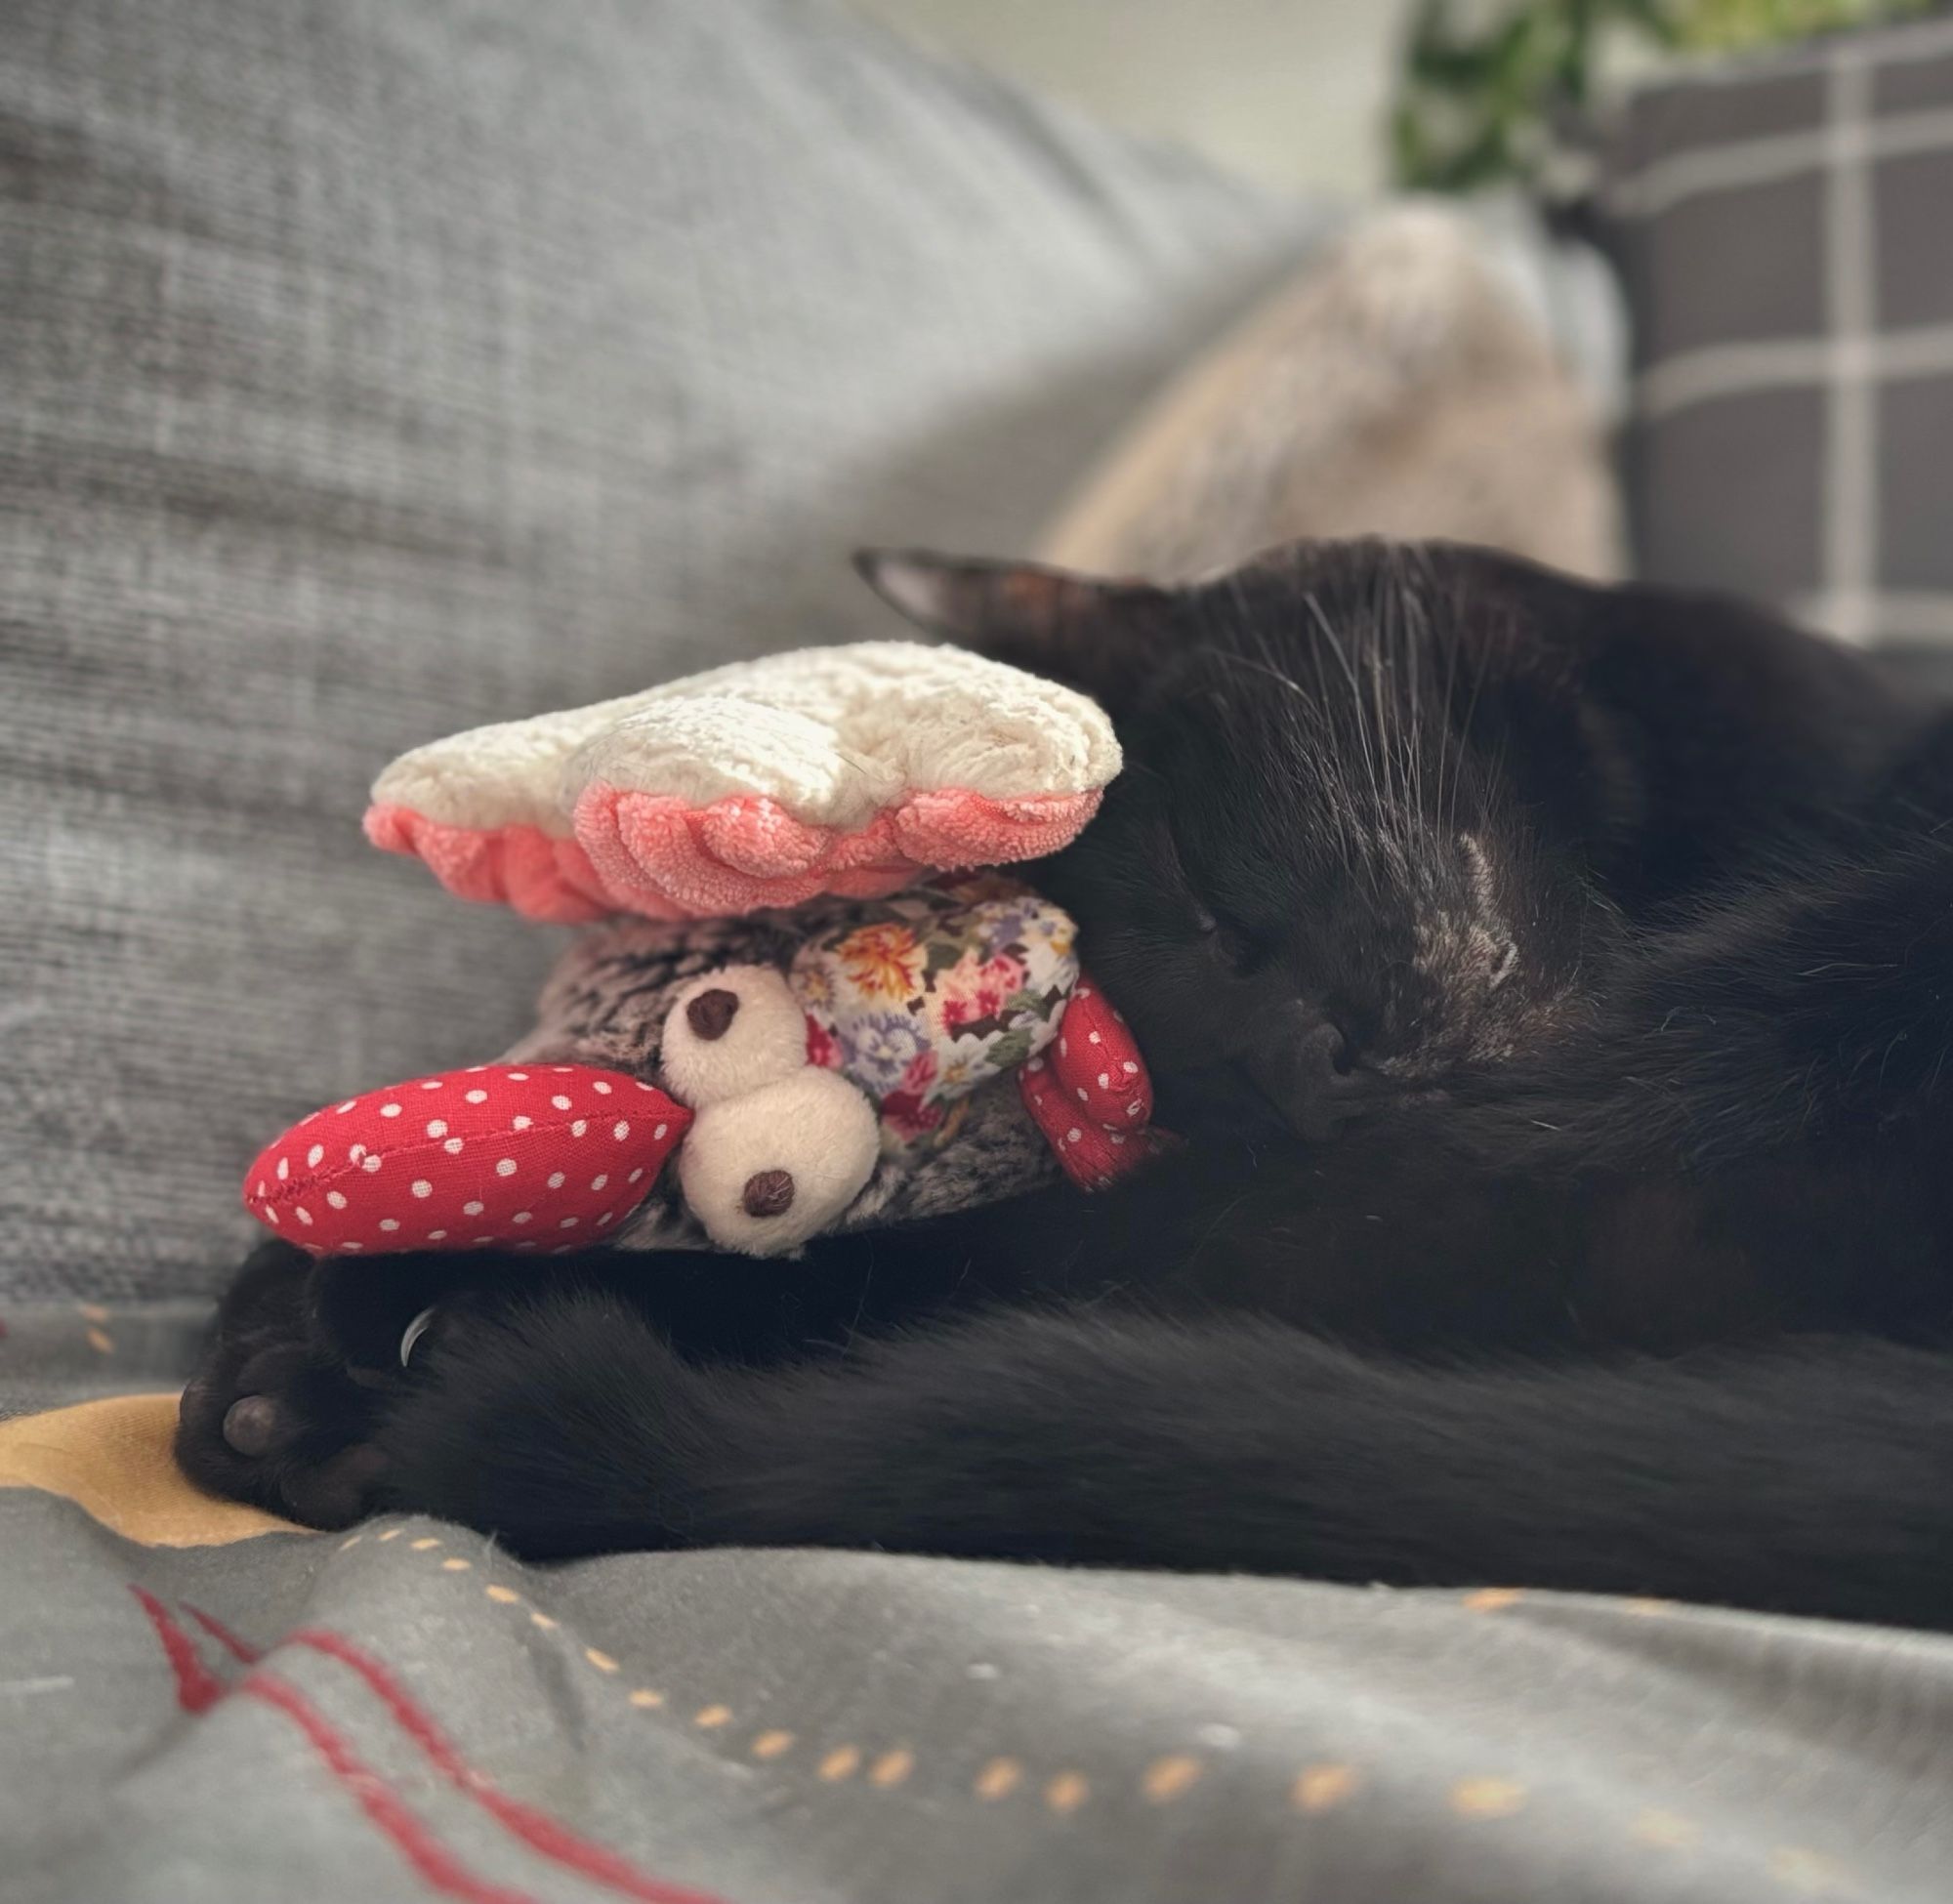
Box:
362;807;615;924
365;785;1102;922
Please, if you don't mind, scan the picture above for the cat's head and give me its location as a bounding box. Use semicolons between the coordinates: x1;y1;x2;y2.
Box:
857;539;1640;1146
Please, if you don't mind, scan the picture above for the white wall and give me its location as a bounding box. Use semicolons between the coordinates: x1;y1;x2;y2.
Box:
845;0;1416;196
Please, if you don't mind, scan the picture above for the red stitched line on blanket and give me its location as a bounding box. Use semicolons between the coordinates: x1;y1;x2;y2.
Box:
131;1586;226;1713
239;1675;541;1904
184;1602;261;1665
180;1605;738;1904
130;1589;539;1904
285;1626;736;1904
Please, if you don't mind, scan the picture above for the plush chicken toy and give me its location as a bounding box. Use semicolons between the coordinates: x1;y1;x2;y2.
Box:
243;642;1165;1261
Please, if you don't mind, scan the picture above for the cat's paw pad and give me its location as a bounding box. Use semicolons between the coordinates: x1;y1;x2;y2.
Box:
175;1245;395;1529
178;1336;392;1529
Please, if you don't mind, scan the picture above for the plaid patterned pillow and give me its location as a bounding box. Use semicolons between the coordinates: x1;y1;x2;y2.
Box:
1603;15;1953;656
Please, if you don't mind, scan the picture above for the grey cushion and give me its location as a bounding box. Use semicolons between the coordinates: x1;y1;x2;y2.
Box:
0;0;1329;1301
1602;13;1953;654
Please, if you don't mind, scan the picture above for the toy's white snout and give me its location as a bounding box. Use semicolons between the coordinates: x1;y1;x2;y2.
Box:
661;968;879;1256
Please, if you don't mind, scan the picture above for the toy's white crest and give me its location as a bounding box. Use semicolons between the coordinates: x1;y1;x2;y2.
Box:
365;641;1120;922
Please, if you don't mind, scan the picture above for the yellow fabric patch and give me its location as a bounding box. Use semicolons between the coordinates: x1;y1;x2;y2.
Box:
0;1393;309;1547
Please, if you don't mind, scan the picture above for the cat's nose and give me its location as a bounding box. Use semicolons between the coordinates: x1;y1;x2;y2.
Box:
1246;1017;1367;1143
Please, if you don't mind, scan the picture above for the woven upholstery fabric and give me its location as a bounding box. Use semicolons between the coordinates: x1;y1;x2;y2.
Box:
1602;13;1953;656
0;0;1328;1300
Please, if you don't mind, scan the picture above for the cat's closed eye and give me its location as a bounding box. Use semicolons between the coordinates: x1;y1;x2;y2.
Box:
1159;825;1256;969
1190;898;1265;974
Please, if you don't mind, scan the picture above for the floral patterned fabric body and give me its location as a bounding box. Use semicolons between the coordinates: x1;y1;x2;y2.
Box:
794;873;1078;1153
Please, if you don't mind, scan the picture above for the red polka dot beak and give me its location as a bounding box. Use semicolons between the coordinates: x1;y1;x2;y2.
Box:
241;1064;691;1258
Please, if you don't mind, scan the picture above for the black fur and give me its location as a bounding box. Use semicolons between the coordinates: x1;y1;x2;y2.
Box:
178;539;1953;1630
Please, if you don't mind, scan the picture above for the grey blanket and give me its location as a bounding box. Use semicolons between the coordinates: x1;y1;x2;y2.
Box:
4;1304;1950;1903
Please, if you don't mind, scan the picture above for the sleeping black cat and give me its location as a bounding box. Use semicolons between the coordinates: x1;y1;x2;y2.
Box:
179;538;1953;1631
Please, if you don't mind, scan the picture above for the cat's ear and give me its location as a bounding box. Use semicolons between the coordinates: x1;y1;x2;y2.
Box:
852;550;1174;702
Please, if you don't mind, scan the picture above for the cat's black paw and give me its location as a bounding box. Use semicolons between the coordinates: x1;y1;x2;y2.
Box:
176;1241;413;1528
372;1292;709;1558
